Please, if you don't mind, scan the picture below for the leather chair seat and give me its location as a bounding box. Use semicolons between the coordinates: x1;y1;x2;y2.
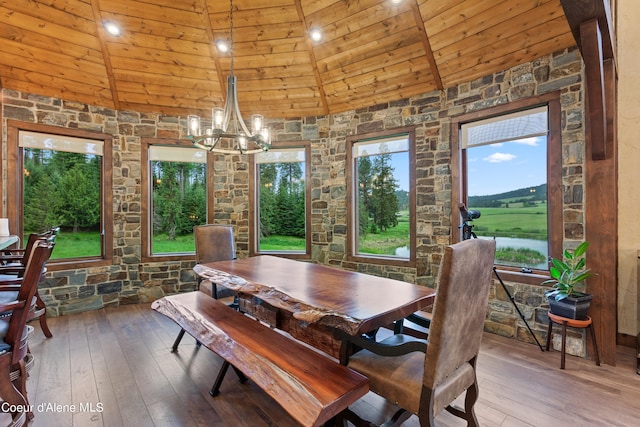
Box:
348;342;424;414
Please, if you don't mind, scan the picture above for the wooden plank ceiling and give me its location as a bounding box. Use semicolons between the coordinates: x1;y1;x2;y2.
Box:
0;0;575;119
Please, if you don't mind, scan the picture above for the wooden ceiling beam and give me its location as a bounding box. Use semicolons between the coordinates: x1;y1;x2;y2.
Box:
559;0;615;62
91;0;120;110
409;0;442;90
294;0;329;116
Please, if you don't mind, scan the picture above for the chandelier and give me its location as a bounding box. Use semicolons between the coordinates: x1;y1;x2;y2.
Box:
187;0;271;154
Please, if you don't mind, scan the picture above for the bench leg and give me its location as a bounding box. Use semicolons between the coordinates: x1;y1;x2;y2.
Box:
171;329;186;353
209;361;248;396
232;366;248;384
210;361;231;396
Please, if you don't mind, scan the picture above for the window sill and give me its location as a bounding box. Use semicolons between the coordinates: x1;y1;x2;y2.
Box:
493;267;550;286
347;254;415;268
47;257;113;272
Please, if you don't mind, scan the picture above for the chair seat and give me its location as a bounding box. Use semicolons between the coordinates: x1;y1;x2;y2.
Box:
0;319;32;354
348;335;426;414
349;333;477;416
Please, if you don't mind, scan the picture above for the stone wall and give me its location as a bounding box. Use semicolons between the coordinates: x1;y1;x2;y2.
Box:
1;47;587;353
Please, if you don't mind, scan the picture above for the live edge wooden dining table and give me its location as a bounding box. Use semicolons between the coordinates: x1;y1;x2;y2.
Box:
193;255;436;358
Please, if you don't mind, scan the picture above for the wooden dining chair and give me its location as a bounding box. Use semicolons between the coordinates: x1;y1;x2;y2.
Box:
193;224;237;305
172;224;237;351
171;224;247;396
340;238;496;426
0;228;58;338
0;239;54;424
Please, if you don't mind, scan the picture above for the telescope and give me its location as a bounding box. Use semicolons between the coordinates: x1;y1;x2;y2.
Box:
459;204;481;222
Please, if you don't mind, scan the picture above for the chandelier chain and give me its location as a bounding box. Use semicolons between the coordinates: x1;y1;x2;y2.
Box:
186;0;270;154
229;0;234;76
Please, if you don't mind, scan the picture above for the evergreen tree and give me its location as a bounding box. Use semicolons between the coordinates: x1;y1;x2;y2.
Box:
153;162;183;240
58;167;100;232
258;164;278;237
23;156;62;231
369;153;399;232
357;157;373;235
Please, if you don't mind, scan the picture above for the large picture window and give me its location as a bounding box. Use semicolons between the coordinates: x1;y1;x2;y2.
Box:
142;140;209;260
452;94;562;280
250;142;310;258
5;121;113;270
347;128;416;266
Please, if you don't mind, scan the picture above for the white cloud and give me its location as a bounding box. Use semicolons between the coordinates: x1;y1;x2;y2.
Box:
514;136;540;146
484;152;516;163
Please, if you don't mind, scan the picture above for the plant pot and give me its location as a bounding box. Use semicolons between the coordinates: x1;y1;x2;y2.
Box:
546;292;593;320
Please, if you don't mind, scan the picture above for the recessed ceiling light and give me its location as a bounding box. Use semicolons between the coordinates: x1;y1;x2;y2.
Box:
309;28;322;42
390;0;403;5
103;21;122;36
216;40;229;53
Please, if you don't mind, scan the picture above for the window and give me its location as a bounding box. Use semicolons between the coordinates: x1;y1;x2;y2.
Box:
452;94;562;280
347;127;416;266
142;140;210;260
5;121;113;270
250;141;311;258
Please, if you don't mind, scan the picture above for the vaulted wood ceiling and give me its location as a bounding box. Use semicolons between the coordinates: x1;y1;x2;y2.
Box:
0;0;575;119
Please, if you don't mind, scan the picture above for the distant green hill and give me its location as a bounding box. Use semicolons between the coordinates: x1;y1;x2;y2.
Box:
469;184;546;208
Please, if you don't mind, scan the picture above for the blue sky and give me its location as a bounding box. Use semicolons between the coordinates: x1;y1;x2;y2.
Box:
391;152;410;191
466;136;546;196
389;135;546;195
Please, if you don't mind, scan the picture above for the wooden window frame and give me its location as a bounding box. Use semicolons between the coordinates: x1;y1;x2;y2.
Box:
141;138;214;263
450;92;563;285
346;127;417;268
4;120;113;271
249;140;312;259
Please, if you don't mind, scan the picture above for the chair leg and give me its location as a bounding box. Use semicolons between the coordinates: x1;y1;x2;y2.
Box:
13;359;33;420
0;370;28;424
463;381;480;427
171;329;186;352
35;291;52;338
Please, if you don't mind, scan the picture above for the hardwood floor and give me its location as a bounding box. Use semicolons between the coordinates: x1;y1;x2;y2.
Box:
15;303;640;426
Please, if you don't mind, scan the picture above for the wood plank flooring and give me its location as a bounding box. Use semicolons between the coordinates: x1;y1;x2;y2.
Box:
14;303;640;426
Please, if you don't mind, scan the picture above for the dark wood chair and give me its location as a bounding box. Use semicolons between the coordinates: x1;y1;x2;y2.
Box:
0;239;54;425
172;224;246;396
340;238;496;426
0;227;59;338
193;224;237;305
172;224;237;351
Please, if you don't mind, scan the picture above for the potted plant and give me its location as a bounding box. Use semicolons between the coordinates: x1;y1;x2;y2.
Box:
542;241;595;320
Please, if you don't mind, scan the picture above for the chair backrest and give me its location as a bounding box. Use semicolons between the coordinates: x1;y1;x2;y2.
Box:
421;238;496;409
20;233;42;261
194;225;236;264
4;240;53;364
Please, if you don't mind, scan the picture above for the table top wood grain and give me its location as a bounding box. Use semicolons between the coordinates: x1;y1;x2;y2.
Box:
194;255;435;336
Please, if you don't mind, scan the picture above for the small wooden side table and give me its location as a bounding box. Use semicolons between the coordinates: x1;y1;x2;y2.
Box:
546;312;600;369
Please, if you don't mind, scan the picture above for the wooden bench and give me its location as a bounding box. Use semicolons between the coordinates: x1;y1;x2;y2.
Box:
151;291;369;427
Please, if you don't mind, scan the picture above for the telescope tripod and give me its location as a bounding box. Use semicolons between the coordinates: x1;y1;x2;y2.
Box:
462;222;544;351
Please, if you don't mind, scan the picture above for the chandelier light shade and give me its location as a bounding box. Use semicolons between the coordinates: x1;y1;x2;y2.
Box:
187;0;271;154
